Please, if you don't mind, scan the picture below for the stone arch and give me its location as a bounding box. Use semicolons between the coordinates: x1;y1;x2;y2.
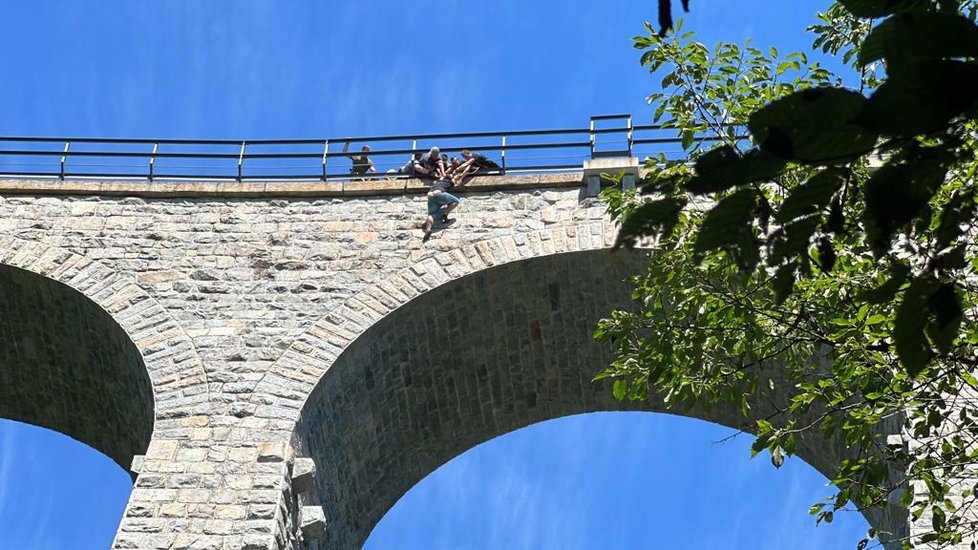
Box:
291;246;908;548
0;236;210;470
248;221;615;416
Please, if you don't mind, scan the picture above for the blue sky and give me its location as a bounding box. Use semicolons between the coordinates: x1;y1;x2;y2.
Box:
0;1;873;549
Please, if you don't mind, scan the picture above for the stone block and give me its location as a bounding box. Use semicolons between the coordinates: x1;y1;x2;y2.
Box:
130;454;145;475
300;506;326;541
582;156;639;178
291;457;316;494
582;157;639;195
256;441;287;463
228;447;259;463
585;175;601;198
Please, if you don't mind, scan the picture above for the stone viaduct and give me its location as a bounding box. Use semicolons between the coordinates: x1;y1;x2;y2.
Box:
0;167;913;549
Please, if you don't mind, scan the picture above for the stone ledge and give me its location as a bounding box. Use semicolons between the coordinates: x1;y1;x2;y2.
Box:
0;172;583;199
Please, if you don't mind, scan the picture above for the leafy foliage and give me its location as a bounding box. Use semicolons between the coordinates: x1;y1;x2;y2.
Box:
601;1;978;547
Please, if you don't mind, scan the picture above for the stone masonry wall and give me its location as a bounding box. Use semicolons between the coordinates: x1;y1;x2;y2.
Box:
0;174;617;550
0;172;915;549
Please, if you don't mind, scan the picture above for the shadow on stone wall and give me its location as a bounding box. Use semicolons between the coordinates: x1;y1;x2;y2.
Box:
0;264;154;474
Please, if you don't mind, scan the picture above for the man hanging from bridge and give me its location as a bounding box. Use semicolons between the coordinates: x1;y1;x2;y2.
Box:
420;169;468;243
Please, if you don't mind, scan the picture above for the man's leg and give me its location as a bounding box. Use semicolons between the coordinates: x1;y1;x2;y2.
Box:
442;202;458;219
422;191;440;241
438;193;460;223
421;211;436;242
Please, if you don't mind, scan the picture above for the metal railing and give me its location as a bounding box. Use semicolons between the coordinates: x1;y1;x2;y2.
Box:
0;115;729;183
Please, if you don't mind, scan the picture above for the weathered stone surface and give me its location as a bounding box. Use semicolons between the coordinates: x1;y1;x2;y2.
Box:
299;506;326;541
291;458;316;495
0;171;918;550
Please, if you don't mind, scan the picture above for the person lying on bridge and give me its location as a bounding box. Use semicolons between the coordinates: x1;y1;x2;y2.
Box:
342;142;377;179
398;153;422;177
420;171;468;243
414;147;446;179
459;149;501;175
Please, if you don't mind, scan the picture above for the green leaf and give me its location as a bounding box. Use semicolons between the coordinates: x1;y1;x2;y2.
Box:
612;379;627;401
616;197;687;247
857;261;911;304
748;87;878;163
771;446;785;468
932;505;947;531
926;282;962;354
857;59;978;137
838;0;926;18
694;189;759;256
777;168;846;223
895;276;934;377
934;189;977;252
816;236;836;273
858;13;978;67
771;263;796;304
686;146;787;194
769;216;821;265
862;160;945;254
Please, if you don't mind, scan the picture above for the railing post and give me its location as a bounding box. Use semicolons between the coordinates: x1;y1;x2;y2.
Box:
589;118;596;159
500;136;507;175
627;115;633;158
237;141;246;182
149;142;159;182
60;141;70;180
321;140;329;182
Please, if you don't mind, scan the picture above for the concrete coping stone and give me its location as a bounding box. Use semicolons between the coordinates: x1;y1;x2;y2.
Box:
0;172;587;199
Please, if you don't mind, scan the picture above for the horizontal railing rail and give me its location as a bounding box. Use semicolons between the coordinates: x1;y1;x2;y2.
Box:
0;115;742;182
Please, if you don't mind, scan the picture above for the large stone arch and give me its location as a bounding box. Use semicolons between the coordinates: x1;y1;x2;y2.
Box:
290;245;908;548
233;221;624;545
0;236;210;471
248;221;616;416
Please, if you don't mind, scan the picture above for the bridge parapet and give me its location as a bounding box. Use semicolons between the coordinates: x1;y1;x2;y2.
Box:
0;162;646;199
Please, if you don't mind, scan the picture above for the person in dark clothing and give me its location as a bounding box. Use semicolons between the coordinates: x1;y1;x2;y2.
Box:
459;149;501;175
415;147;446;179
446;156;464;177
399;153;422;176
342;142;377;178
420;173;465;242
